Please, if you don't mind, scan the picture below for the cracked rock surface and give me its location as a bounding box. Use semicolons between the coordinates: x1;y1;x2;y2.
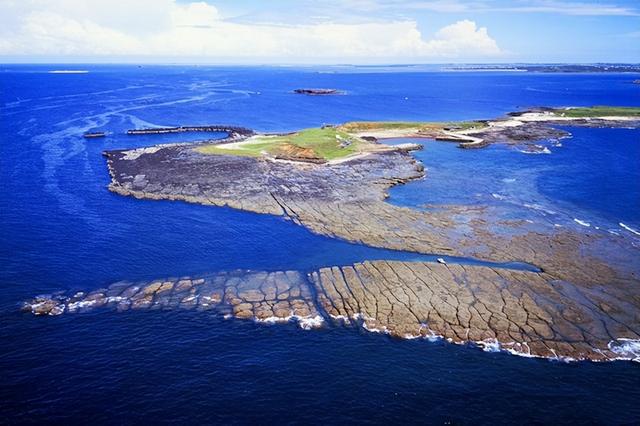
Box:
24;261;640;361
35;123;640;361
310;260;640;361
25;270;323;329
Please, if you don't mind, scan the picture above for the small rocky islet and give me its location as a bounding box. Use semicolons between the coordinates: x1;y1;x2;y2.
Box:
25;106;640;362
293;88;341;95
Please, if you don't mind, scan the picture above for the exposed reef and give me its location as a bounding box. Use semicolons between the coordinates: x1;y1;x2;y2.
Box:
343;107;640;149
24;270;324;330
28;107;640;362
294;88;340;95
23;260;640;361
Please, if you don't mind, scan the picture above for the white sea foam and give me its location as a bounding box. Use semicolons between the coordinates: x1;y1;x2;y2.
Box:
255;312;325;330
423;330;442;342
361;322;388;334
256;314;293;325
523;203;556;215
619;223;640;236
574;218;590;227
608;339;640;362
330;314;351;324
48;70;89;74
502;178;516;183
505;342;533;358
475;340;571;360
476;338;501;353
67;299;97;311
298;315;325;330
49;305;65;315
491;193;506;200
519;145;551;154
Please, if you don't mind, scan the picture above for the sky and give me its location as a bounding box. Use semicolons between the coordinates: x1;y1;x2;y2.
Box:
0;0;638;64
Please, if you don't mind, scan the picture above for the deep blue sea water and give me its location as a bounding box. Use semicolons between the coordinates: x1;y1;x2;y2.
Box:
1;65;639;424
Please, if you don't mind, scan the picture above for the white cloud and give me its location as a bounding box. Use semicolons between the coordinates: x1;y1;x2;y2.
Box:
424;20;501;56
334;0;639;16
496;1;639;16
0;0;502;61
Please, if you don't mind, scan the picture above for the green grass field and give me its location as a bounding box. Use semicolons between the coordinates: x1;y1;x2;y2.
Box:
195;107;637;161
551;106;640;118
196;127;366;161
339;120;486;132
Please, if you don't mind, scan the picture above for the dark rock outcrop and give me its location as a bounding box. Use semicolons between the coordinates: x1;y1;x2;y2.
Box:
294;89;340;95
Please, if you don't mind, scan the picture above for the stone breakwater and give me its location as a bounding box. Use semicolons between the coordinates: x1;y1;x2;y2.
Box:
126;125;254;138
23;261;640;361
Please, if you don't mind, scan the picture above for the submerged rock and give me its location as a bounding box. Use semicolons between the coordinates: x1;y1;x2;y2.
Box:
24;270;324;330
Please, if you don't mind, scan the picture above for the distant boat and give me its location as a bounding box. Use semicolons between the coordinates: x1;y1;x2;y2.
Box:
83;132;106;139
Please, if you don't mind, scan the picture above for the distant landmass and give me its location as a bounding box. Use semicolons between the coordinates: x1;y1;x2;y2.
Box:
443;64;640;73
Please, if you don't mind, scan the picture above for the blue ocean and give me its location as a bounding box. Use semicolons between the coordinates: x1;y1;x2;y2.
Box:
1;65;639;423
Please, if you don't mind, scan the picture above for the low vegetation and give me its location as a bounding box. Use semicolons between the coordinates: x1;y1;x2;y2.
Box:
339;120;487;132
552;106;640;118
196;126;367;161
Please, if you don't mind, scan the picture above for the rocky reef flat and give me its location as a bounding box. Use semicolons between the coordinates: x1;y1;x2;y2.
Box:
26;107;640;362
24;259;640;361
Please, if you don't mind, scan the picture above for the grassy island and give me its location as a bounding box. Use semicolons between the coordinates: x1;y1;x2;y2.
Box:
93;105;640;362
192;105;639;162
196;126;370;162
339;120;487;132
550;106;640;118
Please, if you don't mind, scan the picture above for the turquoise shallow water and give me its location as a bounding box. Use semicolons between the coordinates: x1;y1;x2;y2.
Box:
1;65;639;423
386;127;640;231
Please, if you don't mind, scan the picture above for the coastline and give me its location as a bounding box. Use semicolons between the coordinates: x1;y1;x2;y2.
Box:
27;107;640;362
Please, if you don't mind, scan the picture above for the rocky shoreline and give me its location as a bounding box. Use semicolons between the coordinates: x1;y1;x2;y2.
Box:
23;259;640;361
26;109;640;362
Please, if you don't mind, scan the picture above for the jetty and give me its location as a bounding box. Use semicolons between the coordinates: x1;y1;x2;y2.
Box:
435;131;488;149
83;132;106;139
126;125;254;138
